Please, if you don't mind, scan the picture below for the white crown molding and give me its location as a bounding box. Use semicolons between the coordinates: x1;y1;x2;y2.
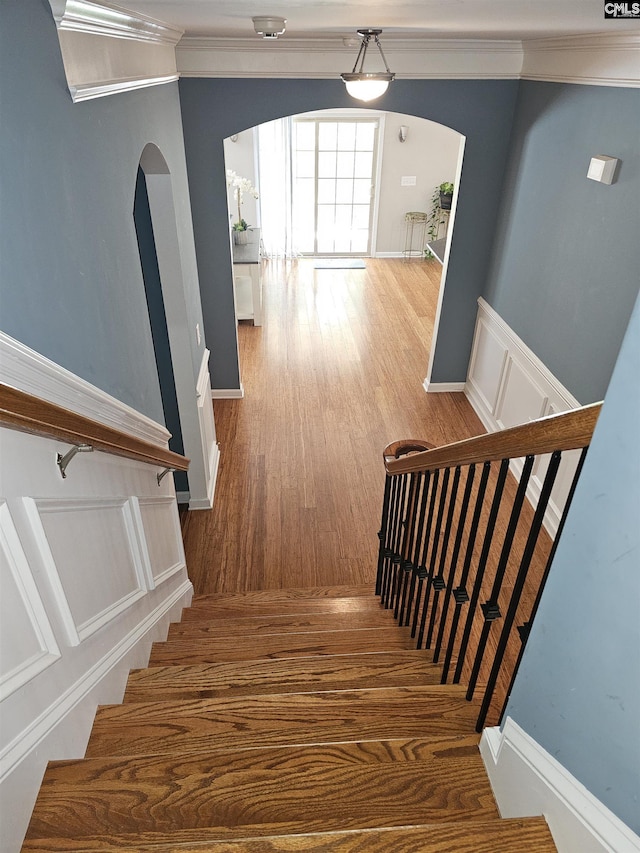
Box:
48;0;183;45
45;6;639;98
521;32;640;87
69;73;179;102
177;37;524;80
0;331;171;447
481;718;640;852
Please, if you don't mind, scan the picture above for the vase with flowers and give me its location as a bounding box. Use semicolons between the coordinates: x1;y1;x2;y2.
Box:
226;169;259;244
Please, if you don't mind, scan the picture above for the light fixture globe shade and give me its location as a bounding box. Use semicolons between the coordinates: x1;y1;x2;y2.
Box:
341;73;393;102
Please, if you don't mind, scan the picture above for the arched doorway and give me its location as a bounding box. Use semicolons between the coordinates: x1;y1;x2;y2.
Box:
223;109;465;390
136;143;219;509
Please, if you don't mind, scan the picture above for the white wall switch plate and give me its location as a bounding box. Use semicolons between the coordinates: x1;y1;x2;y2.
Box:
401;176;417;186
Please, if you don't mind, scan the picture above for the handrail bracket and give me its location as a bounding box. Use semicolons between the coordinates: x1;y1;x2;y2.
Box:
57;444;93;478
157;467;175;486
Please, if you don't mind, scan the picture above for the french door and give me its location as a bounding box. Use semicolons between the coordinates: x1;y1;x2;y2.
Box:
292;118;379;256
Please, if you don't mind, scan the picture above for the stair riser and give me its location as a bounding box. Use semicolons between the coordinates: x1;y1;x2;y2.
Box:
149;628;415;665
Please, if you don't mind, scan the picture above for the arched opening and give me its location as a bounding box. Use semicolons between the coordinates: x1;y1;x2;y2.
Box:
133;166;188;496
136;142;219;508
223;109;465;391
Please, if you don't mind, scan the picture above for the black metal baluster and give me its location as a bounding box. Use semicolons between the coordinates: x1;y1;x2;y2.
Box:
385;472;409;608
395;473;421;619
497;446;590;726
382;474;404;607
466;455;535;701
417;467;451;648
426;466;461;649
434;464;476;664
442;461;491;682
411;469;440;638
375;474;393;596
380;474;400;605
400;471;430;626
453;458;510;684
476;451;562;731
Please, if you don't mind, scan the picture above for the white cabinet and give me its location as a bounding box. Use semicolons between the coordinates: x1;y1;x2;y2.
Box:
232;229;262;326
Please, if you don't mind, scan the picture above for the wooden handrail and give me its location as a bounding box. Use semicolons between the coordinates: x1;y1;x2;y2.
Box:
0;384;189;472
384;402;601;476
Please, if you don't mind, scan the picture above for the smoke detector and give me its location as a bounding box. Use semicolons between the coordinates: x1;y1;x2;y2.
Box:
252;16;286;39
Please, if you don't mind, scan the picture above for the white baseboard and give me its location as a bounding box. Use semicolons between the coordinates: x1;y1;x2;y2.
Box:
481;718;640;853
211;385;245;399
189;442;220;510
423;380;466;393
1;578;192;852
374;252;405;258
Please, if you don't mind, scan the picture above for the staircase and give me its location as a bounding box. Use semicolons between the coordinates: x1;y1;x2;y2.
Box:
23;585;556;851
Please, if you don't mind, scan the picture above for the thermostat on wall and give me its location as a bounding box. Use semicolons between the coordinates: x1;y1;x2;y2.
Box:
587;155;618;185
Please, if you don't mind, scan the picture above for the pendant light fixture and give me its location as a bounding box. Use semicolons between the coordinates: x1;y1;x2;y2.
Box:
341;29;395;102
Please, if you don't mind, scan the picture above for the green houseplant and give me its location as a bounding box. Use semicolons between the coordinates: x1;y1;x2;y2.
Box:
438;181;454;210
424;181;455;258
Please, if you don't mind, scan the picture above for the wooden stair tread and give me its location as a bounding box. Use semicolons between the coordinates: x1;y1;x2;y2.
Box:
23;588;556;853
189;586;374;605
184;595;381;620
125;651;443;702
24;758;498;850
169;609;399;638
77;818;556;852
150;627;414;665
87;686;477;757
42;735;483;781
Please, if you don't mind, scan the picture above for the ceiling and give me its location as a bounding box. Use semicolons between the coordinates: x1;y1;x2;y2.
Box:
119;0;639;41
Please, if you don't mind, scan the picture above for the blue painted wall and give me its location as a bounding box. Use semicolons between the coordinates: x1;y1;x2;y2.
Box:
0;0;205;423
179;78;519;390
505;290;640;833
484;81;640;403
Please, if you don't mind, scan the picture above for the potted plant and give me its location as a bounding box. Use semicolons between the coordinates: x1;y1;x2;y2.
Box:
226;169;259;244
438;181;454;210
424;184;451;258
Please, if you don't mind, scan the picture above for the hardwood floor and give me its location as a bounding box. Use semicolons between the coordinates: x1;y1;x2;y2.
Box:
182;257;485;595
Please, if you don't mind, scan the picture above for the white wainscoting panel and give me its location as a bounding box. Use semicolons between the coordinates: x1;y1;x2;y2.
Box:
136;496;186;587
0;338;193;852
465;299;582;537
25;498;147;645
0;503;60;701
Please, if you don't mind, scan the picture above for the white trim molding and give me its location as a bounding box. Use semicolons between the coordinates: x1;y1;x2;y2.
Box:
521;34;640;88
424;380;466;393
49;0;183;44
69;73;179;103
211;386;245;399
47;0;182;102
177;33;639;88
0;331;171;447
0;577;192;792
481;718;640;853
177;37;524;80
